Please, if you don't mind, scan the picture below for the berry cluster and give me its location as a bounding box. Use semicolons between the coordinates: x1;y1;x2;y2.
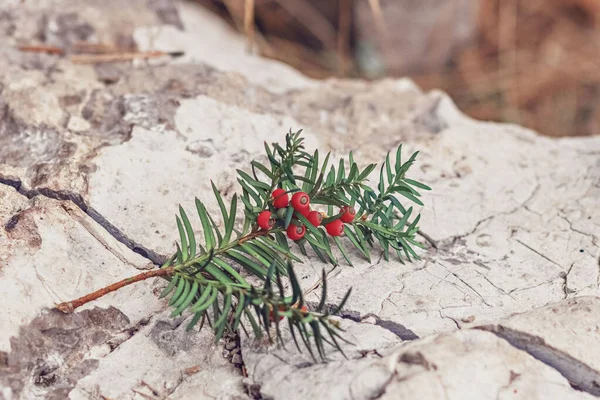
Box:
256;188;356;240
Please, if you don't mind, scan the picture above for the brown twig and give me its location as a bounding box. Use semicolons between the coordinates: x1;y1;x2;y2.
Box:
18;45;64;55
55;226;269;314
237;229;269;245
56;266;175;313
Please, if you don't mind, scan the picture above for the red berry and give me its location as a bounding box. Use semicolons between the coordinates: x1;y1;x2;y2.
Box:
257;211;275;230
298;304;308;313
269;305;285;322
340;206;356;223
291;192;310;212
307;210;323;226
272;188;289;209
286;223;306;240
299;206;311;218
325;219;344;236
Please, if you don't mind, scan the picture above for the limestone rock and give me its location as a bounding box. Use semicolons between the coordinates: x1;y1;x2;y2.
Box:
246;327;596;400
478;296;600;396
0;185;245;399
0;0;599;399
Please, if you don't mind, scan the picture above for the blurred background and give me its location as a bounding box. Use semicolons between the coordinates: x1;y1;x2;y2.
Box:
194;0;600;137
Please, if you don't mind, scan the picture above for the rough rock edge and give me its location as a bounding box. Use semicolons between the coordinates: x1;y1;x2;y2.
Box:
476;324;600;397
244;326;597;400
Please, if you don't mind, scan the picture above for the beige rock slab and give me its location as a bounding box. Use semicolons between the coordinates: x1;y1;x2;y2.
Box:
245;328;595;400
0;185;245;399
478;296;600;396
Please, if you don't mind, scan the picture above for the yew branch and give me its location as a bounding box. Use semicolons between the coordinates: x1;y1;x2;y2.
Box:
56;266;175;313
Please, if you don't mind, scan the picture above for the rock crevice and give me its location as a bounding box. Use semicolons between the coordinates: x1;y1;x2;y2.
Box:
0;176;164;265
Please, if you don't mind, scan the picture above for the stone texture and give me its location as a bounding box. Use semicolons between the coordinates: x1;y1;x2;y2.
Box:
246;327;596;400
0;185;149;351
70;318;245;400
133;1;315;94
0;0;599;399
0;185;245;399
478;296;600;396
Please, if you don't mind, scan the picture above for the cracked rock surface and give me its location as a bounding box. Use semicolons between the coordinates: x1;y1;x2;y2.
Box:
246;326;597;400
478;296;600;396
1;0;599;399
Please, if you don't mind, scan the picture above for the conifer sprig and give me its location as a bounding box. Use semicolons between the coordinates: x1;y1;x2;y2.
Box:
57;129;430;361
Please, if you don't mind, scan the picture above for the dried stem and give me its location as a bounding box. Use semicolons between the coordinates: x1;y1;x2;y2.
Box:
56;266;175;313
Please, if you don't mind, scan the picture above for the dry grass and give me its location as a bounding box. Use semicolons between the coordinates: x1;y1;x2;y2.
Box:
412;0;600;137
194;0;600;137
